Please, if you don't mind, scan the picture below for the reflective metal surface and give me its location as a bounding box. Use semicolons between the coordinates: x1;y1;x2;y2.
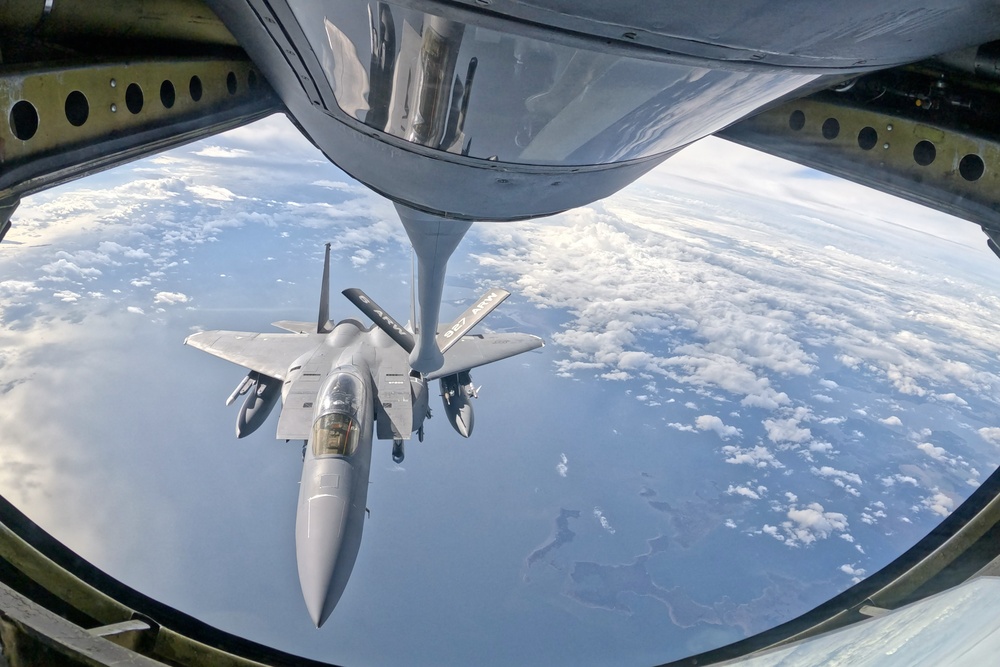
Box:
289;1;819;166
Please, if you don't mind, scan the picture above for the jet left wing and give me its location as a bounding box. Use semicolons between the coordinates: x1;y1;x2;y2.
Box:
184;330;321;381
425;332;543;380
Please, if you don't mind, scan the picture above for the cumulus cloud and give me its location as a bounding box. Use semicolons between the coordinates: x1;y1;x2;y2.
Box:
921;491;956;517
978;427;1000;447
721;444;784;469
916;442;950;462
351;248;375;268
763;416;811;444
593;507;615;534
556;453;568;478
153;291;190;305
40;259;102;279
779;503;850;546
880;474;918;487
726;485;761;500
880;416;903;427
98;241;150;259
52;290;81;302
695;415;741;440
192;146;251;159
933;392;967;406
0;280;41;297
811;466;862;486
187;185;237;201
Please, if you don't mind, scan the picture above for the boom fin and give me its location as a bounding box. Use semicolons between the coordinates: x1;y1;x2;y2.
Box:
317;243;333;334
437;288;510;354
343;288;415;353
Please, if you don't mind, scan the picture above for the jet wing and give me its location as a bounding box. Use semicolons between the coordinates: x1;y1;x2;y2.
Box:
184;330;321;381
425;333;543;380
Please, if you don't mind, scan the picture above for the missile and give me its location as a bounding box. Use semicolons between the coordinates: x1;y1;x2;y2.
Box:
236;374;281;438
225;372;255;406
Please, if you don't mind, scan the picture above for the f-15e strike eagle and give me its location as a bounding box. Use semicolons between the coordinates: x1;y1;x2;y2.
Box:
184;244;542;627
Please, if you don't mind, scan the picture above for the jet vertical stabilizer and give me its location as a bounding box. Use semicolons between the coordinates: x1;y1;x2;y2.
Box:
317;242;333;334
395;204;472;373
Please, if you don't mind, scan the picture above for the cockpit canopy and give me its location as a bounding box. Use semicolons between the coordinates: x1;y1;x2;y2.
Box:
312;412;360;457
312;369;366;458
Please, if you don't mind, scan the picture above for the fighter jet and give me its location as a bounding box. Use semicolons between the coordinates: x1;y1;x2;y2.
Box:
184;244;542;627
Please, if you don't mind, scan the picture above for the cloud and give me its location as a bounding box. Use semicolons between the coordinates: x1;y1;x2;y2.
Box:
153;292;190;305
192;146;251;159
351;248;375;268
98;241;150;259
916;442;950;462
186;185;237;202
880;474;919;487
921;491;956;517
880;416;903;427
811;466;862;486
933;392;967;406
840;563;867;583
0;280;41;297
778;503;850;546
978;427;1000;446
721;444;784;469
127;306;145;315
763;416;811;444
695;415;741;440
52;290;81;302
726;485;761;500
556;453;568;477
40;259;102;279
593;507;615;534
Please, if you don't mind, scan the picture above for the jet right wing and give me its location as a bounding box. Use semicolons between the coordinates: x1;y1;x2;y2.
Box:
425;333;543;380
184;330;321;381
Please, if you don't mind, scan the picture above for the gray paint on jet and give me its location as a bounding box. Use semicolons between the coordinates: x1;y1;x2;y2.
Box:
185;244;542;626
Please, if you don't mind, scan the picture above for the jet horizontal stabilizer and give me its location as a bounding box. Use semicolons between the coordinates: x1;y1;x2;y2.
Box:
271;321;317;334
437;288;510;354
426;333;544;381
342;288;415;353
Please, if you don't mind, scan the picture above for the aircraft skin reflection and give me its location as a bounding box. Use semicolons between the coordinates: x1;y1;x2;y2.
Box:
185;244;542;625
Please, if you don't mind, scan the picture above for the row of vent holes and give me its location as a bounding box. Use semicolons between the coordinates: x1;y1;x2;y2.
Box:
788;110;986;182
8;70;259;142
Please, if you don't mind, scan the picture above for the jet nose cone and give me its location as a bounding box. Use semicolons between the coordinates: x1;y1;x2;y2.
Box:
296;492;349;628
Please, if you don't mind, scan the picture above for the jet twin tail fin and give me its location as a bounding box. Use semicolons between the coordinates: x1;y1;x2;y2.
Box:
317;243;333;334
